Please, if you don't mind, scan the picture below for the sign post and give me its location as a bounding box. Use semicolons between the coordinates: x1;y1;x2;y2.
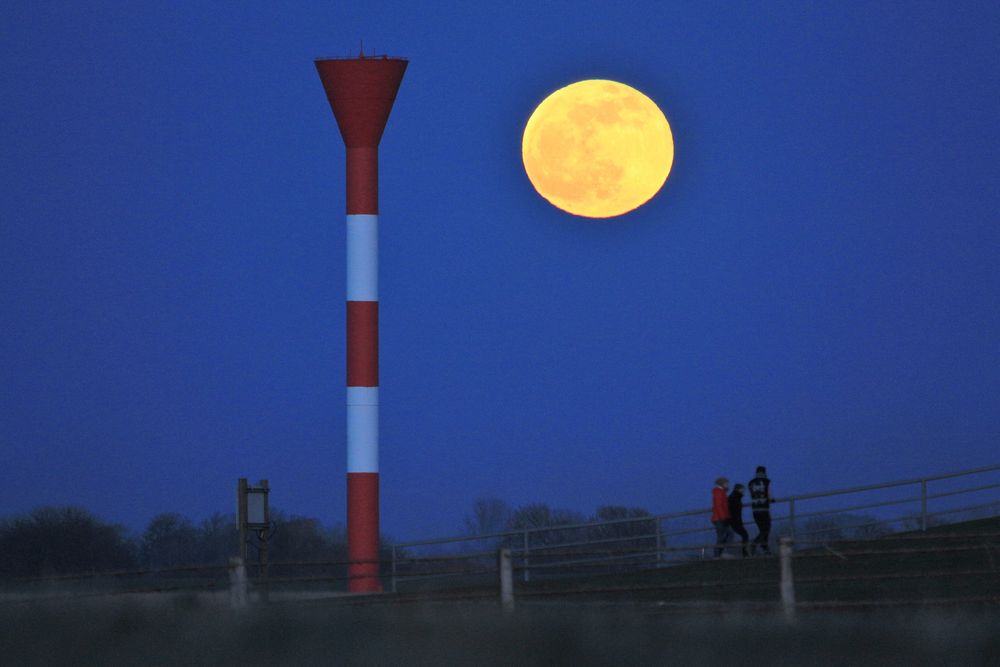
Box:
237;478;270;600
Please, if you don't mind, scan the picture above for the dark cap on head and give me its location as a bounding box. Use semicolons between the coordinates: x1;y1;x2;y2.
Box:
756;466;767;474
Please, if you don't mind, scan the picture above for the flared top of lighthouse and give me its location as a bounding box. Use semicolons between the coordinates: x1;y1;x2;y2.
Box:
315;56;408;148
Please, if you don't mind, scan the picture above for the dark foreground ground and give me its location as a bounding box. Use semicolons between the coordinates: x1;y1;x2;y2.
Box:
2;596;998;666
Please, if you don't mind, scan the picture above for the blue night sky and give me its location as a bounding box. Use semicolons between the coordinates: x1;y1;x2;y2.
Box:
3;2;999;541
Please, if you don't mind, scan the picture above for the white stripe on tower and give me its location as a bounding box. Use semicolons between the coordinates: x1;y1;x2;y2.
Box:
346;214;378;302
346;386;378;472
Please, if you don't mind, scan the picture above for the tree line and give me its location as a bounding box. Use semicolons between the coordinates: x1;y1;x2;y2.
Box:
462;498;658;549
0;506;350;578
0;500;656;577
461;498;913;551
1;498;921;578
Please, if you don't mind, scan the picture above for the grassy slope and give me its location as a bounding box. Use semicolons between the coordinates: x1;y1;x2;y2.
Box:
510;516;1000;607
2;520;998;664
389;517;1000;608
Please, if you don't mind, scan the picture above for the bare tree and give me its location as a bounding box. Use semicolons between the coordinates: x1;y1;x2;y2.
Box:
195;513;237;565
0;506;136;576
141;513;199;568
463;498;512;537
506;503;586;546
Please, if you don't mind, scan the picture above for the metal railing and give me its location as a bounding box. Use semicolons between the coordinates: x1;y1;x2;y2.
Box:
390;463;1000;590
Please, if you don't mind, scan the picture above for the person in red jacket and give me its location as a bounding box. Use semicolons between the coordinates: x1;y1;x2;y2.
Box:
711;477;732;558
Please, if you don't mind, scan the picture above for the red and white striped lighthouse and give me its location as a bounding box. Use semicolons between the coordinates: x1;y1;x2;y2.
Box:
315;54;407;593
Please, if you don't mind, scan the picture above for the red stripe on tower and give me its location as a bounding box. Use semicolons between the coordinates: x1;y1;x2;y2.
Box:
316;54;407;593
346;301;378;386
346;147;378;215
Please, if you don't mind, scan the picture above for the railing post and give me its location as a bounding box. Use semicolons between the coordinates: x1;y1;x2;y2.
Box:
498;548;514;613
920;480;928;531
779;537;795;624
228;557;247;609
522;530;530;583
788;499;796;541
391;544;398;593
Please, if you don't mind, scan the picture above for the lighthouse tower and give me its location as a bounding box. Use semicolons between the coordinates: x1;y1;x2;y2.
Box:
315;54;407;593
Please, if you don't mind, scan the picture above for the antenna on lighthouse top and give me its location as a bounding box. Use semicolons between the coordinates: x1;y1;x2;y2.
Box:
359;39;364;59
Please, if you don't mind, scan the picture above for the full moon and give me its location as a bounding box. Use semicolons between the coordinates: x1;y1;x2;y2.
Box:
522;79;674;218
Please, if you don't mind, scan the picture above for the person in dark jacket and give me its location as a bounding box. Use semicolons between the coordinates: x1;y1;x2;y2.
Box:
728;483;749;557
748;465;775;555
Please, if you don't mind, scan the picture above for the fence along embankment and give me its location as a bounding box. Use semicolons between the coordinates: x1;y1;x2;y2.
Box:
2;463;999;610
